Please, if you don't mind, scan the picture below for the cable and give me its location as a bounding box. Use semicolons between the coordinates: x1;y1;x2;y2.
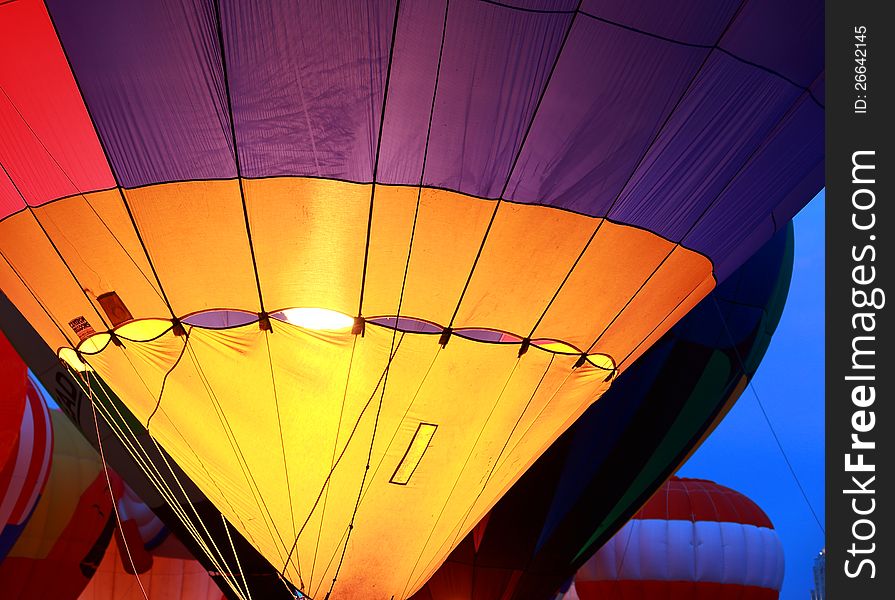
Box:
86;378;150;600
711;296;825;535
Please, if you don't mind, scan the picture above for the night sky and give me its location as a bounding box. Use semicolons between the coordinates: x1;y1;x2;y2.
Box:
679;190;826;600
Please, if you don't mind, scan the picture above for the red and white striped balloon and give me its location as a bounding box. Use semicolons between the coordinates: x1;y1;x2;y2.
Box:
0;333;53;562
576;477;784;600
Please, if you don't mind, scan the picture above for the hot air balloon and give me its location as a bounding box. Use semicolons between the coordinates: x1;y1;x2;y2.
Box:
79;485;224;600
412;224;793;600
0;0;821;598
0;409;122;599
0;332;53;561
80;546;225;600
575;477;784;600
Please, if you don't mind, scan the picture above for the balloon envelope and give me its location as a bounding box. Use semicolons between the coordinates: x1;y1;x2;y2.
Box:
79;488;223;600
0;410;121;599
575;477;784;600
0;332;53;562
0;1;821;597
413;224;793;600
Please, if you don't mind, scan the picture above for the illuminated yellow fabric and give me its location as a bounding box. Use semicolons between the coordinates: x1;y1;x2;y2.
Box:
0;177;715;598
84;322;612;598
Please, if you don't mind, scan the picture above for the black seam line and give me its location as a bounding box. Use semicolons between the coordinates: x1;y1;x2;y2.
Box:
262;332;303;590
615;273;713;371
399;356;524;599
324;333;405;600
211;0;266;315
477;0;576;15
0;181;714;265
441;354;555;556
713;48;823;108
711;296;826;536
391;0;452;326
0;0;20;7
41;1;180;320
185;343;294;570
0;83;166;308
522;3;730;340
479;0;823;106
80;369;257;600
107;350;249;594
579;10;823;107
280;335;402;580
0;159;111;330
145;327;191;428
446;0;583;330
68;312;612;370
584;80;804;356
0;249;75;345
308;336;358;593
356;0;404;319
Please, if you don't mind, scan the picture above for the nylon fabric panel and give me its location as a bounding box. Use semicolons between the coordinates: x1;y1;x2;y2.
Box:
0;256;72;350
719;0;823;88
608;53;802;241
419;0;572;198
404;352;609;595
32;190;170;322
83;321;609;599
377;0;449;185
616;274;715;369
3;178;712;362
580;520;783;588
576;581;780;600
5;411;103;560
504;16;708;213
0;0;113;216
123;180;260;315
369;187;495;326
690;92;823;280
452;202;597;335
45;0;235;187
531;223;693;349
0;210;109;338
362;185;426;316
244;177;370;316
79;544;222;600
220;0;394;181
579;0;739;45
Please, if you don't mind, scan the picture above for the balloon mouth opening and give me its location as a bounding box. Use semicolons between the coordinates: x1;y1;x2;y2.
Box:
57;307;616;375
273;308;355;331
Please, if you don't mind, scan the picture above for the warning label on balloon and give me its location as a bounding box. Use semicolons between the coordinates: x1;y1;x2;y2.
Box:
68;316;96;341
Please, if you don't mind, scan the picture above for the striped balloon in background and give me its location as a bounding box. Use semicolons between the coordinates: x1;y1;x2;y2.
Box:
0;332;53;562
576;477;784;600
0;409;123;599
80;485;224;600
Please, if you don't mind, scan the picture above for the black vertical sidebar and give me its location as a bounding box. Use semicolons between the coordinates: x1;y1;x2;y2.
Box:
826;1;893;598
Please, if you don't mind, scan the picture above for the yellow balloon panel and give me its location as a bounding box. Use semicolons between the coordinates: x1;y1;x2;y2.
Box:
85;322;611;599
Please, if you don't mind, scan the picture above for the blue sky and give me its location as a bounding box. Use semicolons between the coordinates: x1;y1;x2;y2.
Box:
678;190;825;600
